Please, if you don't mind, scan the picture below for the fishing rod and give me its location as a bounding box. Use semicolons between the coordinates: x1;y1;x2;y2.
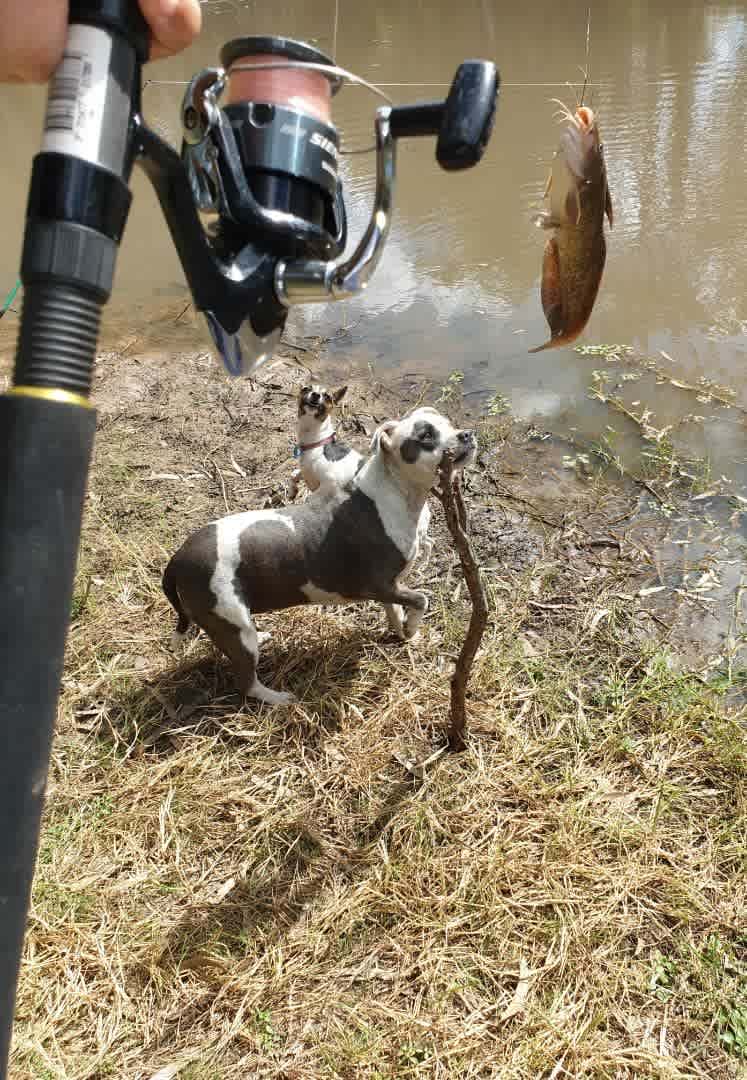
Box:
0;1;498;1069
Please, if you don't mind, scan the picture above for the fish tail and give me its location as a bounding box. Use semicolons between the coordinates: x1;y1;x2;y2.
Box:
528;328;584;354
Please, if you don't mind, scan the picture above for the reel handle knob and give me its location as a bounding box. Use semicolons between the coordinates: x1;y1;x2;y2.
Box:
437;60;499;170
388;60;499;170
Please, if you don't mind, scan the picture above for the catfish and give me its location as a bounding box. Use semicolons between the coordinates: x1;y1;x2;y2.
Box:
530;103;613;353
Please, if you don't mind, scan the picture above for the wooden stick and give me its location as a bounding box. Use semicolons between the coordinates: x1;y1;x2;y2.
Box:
436;452;489;751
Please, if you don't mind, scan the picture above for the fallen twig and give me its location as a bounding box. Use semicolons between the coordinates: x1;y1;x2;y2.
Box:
436;451;489;750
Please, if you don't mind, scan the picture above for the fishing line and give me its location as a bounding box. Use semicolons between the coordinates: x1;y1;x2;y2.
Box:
479;0;496;53
579;6;592;106
332;0;339;60
142;79;611;90
374;81;605;88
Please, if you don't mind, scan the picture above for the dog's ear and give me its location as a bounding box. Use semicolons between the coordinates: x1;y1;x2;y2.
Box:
332;385;348;404
373;419;397;454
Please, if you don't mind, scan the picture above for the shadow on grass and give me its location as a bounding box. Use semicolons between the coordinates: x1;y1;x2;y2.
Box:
157;770;422;973
101;625;382;755
95;618;430;975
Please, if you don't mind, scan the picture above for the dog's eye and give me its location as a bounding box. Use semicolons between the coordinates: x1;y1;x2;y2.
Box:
417;422;438;449
323;393;333;403
301;386;311;394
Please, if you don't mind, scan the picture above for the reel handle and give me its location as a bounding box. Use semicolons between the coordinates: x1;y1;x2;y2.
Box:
389;60;499;170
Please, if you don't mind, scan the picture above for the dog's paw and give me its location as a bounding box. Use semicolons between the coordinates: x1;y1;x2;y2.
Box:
403;610;426;641
270;691;297;707
384;603;405;636
256;631;272;646
248;682;297;707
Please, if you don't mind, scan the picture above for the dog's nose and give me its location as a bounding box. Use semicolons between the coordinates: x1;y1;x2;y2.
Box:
309;391;321;404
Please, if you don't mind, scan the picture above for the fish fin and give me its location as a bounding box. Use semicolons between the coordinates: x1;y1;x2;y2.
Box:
539;237;565;335
605;183;614;228
530;238;566;353
564;185;581;226
532;211;562;230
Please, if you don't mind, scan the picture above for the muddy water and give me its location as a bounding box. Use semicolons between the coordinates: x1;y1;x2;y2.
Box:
1;0;746;485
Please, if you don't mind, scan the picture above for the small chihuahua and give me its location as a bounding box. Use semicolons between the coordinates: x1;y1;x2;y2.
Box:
287;383;361;500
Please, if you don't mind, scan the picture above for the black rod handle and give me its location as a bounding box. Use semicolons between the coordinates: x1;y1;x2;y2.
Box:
0;385;97;1073
0;1;143;1071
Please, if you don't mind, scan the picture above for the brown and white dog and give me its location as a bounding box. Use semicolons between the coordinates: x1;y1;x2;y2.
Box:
163;407;475;706
288;382;434;568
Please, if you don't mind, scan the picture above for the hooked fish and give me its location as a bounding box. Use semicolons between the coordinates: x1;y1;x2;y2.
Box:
530;103;613;353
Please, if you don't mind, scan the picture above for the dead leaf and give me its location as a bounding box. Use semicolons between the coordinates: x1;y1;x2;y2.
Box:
229;453;247;478
392;751;424;780
520;636;537;658
500;957;533;1021
588;608;610;633
548;1057;567;1080
148;1067;181;1080
213;877;236;902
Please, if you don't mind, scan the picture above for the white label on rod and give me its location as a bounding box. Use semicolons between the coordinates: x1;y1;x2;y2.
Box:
41;24;112;165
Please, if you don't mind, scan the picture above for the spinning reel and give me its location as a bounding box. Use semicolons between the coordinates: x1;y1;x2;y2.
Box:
141;36;499;374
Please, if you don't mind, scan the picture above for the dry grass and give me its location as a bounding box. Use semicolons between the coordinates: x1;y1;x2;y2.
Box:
9;359;747;1080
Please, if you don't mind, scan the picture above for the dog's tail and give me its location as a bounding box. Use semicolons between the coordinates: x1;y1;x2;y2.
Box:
162;557;190;638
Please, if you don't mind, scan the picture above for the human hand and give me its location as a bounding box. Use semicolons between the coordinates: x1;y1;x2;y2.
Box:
0;0;202;83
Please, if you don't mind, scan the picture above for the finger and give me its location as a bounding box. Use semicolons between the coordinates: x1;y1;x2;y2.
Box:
138;0;202;61
0;0;68;83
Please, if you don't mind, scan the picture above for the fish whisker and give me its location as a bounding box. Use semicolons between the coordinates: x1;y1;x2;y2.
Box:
549;98;578;126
